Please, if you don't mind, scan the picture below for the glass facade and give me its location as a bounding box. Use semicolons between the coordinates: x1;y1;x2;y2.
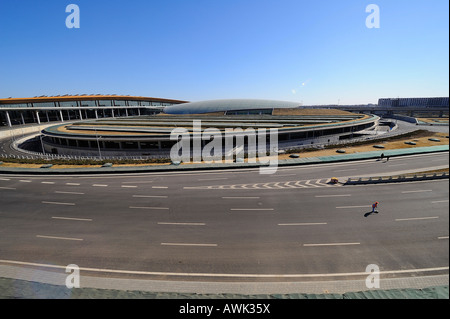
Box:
34;102;57;108
98;100;112;106
80;100;97;107
0;103;29;108
60;101;78;107
114;100;126;106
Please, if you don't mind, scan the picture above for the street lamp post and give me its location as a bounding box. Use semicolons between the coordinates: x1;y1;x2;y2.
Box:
95;128;102;159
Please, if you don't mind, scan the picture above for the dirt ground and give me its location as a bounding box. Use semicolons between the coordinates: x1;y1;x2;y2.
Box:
278;131;449;159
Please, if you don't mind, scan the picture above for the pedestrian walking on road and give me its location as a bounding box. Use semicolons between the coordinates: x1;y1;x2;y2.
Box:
372;201;379;213
380;153;385;160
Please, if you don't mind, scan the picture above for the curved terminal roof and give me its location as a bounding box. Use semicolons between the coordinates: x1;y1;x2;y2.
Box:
163;99;301;115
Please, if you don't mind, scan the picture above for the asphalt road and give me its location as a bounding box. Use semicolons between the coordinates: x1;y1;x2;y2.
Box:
0;152;448;284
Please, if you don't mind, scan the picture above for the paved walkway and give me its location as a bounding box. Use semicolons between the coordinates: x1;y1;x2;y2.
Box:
0;264;448;298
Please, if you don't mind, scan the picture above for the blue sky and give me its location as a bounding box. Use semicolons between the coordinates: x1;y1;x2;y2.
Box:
0;0;448;105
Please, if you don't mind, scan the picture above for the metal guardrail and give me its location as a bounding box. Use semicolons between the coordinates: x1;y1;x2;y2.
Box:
345;172;449;185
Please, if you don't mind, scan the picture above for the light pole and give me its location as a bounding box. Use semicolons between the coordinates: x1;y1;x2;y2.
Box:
95;128;102;159
39;126;46;155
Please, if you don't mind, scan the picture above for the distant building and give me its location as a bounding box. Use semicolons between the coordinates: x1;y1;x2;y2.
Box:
378;97;449;108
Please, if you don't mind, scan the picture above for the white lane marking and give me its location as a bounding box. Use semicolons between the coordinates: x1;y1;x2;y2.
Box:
230;208;274;211
432;200;449;204
152;186;168;189
270;174;297;177
66;183;81;186
133;195;168;198
198;178;229;181
278;223;328;226
303;242;360;247
52;217;92;222
121;185;137;188
0;259;448;279
305;180;321;188
222;197;260;199
401;190;432;194
158;222;206;226
336;205;370;209
122;181;153;184
41;182;55;184
36;235;83;241
438;236;449;240
161;243;217;247
129;206;169;210
0;187;16;190
395;217;439;222
42;201;75;206
19;180;32;183
0;178;11;181
55;191;85;195
92;184;108;187
315;194;351;198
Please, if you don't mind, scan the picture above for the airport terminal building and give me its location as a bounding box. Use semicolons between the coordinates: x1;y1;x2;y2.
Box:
26;98;381;157
0;95;187;127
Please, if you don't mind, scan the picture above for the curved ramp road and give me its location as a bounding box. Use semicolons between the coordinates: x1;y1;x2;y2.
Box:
0;152;448;291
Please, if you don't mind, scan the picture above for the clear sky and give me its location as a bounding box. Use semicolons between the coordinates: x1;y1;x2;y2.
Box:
0;0;448;105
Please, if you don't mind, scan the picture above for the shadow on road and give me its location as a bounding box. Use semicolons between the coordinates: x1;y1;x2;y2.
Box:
364;211;379;217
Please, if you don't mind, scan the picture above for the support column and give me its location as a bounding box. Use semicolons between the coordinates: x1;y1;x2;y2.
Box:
35;111;41;125
95;110;98;119
125;108;129;117
46;111;50;122
5;111;12;127
111;109;115;118
137;108;141;116
67;110;71;120
20;113;25;125
59;110;64;122
79;109;83;120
